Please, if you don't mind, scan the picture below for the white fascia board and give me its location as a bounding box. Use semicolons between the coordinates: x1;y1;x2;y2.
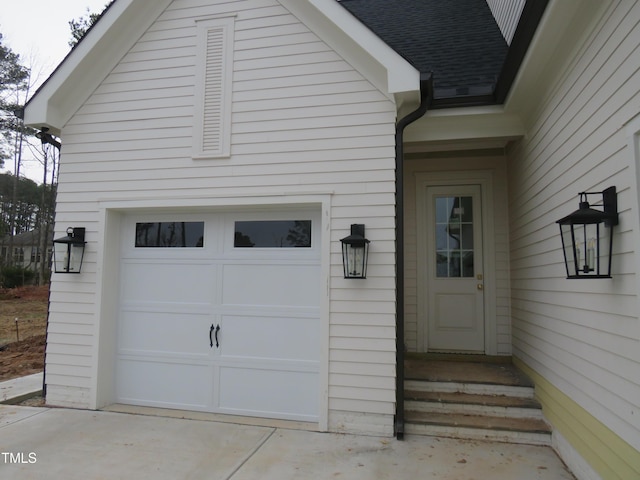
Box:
405;105;526;145
505;0;609;118
405;0;606;148
24;0;172;135
279;0;420;100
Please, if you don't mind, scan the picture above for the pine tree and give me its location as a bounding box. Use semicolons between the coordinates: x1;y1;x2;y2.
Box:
0;33;29;169
68;2;115;47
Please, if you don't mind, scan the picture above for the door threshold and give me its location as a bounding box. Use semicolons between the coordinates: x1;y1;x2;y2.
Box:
406;352;512;364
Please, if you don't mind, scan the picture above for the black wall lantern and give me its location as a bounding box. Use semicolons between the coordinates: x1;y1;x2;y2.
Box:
556;186;618;279
340;224;370;279
52;227;86;274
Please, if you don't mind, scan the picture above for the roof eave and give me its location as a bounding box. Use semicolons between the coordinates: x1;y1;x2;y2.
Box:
24;0;421;136
504;0;611;116
280;0;420;101
23;0;172;135
406;0;611;148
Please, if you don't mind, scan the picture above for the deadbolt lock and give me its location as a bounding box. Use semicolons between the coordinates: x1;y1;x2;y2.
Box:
477;274;483;280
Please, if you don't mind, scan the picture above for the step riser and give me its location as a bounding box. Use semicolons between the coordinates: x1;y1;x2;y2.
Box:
405;401;545;419
404;423;551;446
404;360;550;445
405;380;535;398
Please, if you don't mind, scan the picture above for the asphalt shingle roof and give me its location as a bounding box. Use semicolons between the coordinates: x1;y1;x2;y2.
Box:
339;0;509;100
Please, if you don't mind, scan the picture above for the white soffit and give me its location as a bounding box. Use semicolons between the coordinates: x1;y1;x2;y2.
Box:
405;105;525;146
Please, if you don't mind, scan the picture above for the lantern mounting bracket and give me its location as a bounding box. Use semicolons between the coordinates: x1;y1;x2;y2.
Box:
577;186;618;227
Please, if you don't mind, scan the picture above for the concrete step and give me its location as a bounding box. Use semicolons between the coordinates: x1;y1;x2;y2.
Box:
405;357;534;387
405;410;552;446
405;390;545;419
405;379;536;397
403;358;550;445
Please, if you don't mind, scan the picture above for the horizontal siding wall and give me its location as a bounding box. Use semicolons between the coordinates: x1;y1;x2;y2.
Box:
51;0;399;435
507;0;640;471
485;0;526;44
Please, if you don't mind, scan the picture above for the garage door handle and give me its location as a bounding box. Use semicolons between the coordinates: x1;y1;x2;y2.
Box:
209;324;220;348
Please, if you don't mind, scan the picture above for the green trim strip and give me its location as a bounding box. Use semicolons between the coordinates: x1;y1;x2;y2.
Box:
514;358;639;480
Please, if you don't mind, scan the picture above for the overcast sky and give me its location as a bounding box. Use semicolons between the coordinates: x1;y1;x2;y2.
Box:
1;0;110;181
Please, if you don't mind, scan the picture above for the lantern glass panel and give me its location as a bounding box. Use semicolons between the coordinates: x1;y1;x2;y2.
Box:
560;221;612;278
53;241;70;273
53;241;85;273
343;243;368;278
68;243;85;273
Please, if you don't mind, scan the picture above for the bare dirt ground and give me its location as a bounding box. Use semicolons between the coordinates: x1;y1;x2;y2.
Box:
0;285;48;382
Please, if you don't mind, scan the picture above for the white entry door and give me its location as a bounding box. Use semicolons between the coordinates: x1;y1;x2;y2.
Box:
425;185;484;352
115;210;321;422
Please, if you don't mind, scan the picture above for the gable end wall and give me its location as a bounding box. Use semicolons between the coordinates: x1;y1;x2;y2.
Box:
47;0;399;436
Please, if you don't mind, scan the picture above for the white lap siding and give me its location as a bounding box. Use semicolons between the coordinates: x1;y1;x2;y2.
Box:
507;0;640;456
48;0;398;435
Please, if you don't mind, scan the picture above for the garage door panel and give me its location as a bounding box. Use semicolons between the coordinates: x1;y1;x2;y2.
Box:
121;262;216;304
218;367;319;421
222;264;320;307
118;311;212;356
117;209;321;422
117;359;212;410
219;315;320;361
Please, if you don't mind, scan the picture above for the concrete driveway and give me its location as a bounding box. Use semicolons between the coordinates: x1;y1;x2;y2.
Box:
0;405;575;479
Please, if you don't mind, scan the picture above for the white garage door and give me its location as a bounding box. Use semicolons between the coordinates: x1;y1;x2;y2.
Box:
116;210;321;422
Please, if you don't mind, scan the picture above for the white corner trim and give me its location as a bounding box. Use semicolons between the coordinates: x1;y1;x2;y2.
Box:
624;110;640;347
626;111;640;200
624;110;640;139
552;431;603;480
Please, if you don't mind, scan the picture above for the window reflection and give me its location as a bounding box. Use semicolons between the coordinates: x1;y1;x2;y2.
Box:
234;220;311;248
435;196;474;278
135;222;204;247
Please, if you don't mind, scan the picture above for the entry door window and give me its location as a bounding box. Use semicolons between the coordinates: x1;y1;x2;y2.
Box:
435;196;474;277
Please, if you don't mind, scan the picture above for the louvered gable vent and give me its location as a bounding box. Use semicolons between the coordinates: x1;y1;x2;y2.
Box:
194;17;234;158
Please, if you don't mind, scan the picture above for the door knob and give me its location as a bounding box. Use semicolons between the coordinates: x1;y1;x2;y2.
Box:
477;284;483;290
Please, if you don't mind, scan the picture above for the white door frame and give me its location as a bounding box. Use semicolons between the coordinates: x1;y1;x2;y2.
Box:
92;194;332;431
415;171;498;355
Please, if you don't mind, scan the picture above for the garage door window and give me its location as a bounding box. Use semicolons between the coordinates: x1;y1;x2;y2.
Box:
234;220;311;248
135;222;204;248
